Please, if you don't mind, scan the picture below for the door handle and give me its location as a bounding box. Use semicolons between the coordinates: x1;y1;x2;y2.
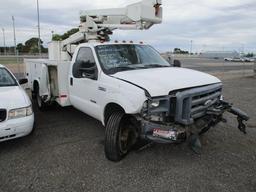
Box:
70;77;73;86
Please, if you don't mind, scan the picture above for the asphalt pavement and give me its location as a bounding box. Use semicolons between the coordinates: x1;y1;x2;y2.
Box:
0;76;256;192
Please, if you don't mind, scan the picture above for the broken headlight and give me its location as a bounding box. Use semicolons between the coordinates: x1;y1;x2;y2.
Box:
142;97;170;117
150;100;160;108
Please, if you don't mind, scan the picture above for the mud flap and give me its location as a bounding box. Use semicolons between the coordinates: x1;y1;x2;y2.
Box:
188;134;202;154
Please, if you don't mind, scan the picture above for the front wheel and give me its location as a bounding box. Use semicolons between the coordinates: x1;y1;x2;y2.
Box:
104;112;139;162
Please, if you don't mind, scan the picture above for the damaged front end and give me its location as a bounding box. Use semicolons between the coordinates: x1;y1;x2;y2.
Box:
140;83;249;151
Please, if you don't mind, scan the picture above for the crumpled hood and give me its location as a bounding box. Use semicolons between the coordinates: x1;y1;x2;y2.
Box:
112;67;221;97
0;86;30;110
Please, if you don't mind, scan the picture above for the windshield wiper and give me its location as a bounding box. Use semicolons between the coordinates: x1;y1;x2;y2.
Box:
143;64;169;68
108;66;136;74
108;64;169;74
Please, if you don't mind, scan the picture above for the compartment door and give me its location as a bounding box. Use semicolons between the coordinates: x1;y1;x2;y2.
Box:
40;64;51;102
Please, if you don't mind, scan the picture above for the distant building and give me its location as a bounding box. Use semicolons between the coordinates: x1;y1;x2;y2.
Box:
200;51;239;59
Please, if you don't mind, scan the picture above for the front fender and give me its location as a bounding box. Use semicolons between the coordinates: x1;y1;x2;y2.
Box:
99;73;148;125
100;89;147;125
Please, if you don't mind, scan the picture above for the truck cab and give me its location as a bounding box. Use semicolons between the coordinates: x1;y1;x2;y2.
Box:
69;42;167;122
68;42;222;125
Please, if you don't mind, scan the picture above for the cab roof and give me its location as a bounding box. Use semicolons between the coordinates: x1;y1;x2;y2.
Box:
79;41;146;47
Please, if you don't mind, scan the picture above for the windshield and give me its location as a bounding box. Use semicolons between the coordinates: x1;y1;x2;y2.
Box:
0;68;17;87
95;44;170;74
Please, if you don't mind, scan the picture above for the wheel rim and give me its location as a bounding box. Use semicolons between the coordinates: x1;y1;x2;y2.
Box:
119;126;129;153
118;117;138;154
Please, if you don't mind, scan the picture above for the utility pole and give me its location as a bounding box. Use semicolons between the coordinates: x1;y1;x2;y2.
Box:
51;30;54;39
242;44;245;55
37;0;42;57
12;16;21;76
190;40;193;55
2;28;6;55
12;16;17;55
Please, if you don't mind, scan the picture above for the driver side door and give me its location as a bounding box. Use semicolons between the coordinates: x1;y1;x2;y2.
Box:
69;47;101;120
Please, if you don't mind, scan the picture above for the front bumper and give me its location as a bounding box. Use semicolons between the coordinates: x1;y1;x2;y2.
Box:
0;114;34;142
141;120;186;143
140;100;249;144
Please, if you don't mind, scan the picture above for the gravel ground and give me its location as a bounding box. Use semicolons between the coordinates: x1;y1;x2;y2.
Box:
0;76;256;192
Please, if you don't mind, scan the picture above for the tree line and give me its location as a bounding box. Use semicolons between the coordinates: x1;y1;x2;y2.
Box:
0;37;48;54
16;38;48;53
0;28;79;55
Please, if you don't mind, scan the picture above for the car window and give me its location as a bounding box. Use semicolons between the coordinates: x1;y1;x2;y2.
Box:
73;47;97;79
0;68;17;87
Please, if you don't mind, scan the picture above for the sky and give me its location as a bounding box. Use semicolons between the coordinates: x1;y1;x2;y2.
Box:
0;0;255;53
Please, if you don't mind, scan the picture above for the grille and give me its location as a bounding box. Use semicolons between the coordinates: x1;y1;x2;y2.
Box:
174;84;222;125
0;109;7;122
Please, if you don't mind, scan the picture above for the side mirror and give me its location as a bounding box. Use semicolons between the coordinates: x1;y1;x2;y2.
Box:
79;66;98;80
19;78;28;85
173;60;182;67
167;56;172;64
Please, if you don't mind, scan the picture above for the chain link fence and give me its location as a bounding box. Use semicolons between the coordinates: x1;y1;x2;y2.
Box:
161;53;255;80
1;53;255;80
0;54;48;78
254;61;256;77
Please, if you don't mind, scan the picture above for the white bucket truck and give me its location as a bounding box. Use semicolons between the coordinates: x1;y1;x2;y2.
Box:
25;0;249;161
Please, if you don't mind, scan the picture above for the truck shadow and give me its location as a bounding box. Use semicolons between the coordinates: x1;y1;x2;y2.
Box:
1;104;245;162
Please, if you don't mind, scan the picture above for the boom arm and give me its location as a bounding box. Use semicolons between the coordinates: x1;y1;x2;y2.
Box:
61;0;162;47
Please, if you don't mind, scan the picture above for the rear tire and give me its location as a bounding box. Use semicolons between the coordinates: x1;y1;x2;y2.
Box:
34;87;49;111
104;112;138;162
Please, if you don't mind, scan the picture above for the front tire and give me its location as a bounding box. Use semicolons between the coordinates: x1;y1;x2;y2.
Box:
104;112;138;162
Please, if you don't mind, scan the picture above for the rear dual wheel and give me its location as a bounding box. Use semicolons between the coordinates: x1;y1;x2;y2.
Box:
33;87;49;111
104;112;139;162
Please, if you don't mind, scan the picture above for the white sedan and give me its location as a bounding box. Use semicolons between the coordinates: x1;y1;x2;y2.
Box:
0;64;34;142
224;57;245;62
